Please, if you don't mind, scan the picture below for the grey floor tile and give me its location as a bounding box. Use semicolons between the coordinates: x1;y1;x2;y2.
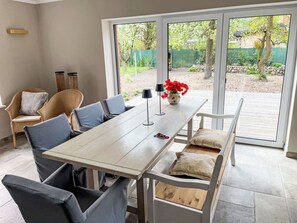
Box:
279;163;297;185
225;161;285;197
287;199;297;223
255;193;290;223
219;185;255;208
284;183;297;200
0;200;25;223
0;188;12;207
213;200;254;223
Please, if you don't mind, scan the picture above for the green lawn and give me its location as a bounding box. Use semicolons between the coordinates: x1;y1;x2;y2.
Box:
120;66;152;75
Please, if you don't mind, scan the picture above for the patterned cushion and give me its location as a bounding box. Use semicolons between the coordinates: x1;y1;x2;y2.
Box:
169;152;216;181
190;128;227;149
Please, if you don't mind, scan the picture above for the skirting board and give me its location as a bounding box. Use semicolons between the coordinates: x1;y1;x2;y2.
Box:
286;151;297;159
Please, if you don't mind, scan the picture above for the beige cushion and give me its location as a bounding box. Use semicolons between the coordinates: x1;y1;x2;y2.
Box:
168;152;216;181
190;128;227;149
20;91;48;116
12;115;41;122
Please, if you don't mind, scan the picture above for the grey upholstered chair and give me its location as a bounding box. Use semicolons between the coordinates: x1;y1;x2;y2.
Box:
24;114;105;188
2;164;129;223
74;102;108;132
104;94;134;116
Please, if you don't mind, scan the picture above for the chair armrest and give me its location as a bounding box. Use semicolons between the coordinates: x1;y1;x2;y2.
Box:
5;92;22;120
43;163;75;189
85;177;130;223
125;106;134;111
104;115;113;121
196;113;234;119
70;130;83;138
105;114;117;119
144;170;209;190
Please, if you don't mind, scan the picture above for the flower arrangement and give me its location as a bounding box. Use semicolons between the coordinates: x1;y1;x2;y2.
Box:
161;79;189;99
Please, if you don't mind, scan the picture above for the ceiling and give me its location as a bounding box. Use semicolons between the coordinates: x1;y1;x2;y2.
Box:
13;0;62;4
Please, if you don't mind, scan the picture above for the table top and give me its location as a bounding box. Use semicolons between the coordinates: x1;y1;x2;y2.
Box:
43;96;207;179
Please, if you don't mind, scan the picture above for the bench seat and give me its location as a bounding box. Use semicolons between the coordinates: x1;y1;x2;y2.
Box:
155;133;234;211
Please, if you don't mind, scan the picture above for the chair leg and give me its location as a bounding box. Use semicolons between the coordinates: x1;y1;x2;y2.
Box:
12;132;17;149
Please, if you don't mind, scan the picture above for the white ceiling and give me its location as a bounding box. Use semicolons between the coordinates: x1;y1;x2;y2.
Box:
13;0;62;4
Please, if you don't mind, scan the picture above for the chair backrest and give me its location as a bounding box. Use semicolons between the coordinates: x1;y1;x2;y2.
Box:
38;89;83;120
2;175;85;223
104;94;126;115
74;102;105;131
24;114;72;181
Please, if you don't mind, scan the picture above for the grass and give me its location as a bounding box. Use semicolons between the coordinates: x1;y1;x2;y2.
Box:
120;66;152;75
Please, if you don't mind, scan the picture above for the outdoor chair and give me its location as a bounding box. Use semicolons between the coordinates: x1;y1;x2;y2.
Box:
2;163;129;223
104;94;134;116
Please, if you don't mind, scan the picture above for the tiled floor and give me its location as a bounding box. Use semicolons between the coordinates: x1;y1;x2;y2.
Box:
1;135;297;223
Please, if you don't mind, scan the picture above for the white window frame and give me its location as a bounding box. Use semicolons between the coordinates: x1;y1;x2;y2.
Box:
102;1;297;148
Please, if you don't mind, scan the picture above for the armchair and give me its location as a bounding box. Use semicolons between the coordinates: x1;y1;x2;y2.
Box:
24;114;105;188
73;101;110;132
2;163;129;223
5;88;47;148
38;89;83;128
104;94;134;116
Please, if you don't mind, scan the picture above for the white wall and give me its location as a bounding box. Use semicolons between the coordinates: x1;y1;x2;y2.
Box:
0;0;42;138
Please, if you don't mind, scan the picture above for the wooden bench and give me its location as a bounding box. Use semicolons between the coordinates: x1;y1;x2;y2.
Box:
144;99;243;223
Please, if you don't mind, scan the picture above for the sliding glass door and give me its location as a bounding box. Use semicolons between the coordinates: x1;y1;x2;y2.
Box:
220;8;297;147
164;14;223;129
111;6;297;148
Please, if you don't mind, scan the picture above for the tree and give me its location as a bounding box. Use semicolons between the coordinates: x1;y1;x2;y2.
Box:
140;23;156;50
204;20;216;79
117;24;140;68
229;15;290;78
256;16;273;75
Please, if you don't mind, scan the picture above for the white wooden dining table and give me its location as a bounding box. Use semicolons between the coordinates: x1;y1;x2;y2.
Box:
43;95;207;223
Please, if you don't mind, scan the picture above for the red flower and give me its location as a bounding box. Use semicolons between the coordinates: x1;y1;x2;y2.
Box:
161;79;189;99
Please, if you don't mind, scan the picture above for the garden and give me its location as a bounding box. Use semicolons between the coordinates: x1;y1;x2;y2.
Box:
115;15;290;101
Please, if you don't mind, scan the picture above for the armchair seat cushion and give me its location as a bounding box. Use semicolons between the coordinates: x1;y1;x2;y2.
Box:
190;128;227;149
12;115;41;122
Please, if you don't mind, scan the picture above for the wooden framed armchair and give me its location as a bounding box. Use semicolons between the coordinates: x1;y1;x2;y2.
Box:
5;88;47;148
38;89;83;128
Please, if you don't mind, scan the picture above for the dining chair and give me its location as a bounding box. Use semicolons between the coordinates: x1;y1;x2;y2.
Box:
73;102;108;132
5;88;48;148
24;114;105;188
38;89;83;128
2;163;129;223
104;94;134;116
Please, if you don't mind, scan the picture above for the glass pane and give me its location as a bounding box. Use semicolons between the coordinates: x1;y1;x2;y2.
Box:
168;20;218;129
224;15;291;141
114;22;157;104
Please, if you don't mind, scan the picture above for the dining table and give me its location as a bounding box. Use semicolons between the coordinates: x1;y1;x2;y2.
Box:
43;95;207;223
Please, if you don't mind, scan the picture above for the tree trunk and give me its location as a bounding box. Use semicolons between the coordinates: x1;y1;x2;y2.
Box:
258;16;273;74
204;20;215;79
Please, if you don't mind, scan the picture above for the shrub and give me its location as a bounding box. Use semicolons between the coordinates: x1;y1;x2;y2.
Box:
187;66;201;72
271;63;283;68
255;73;267;81
246;66;259;75
122;92;129;101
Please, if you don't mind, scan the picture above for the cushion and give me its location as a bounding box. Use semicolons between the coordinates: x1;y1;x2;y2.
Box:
168;152;216;181
20;91;48;116
12;115;41;122
190;128;227;149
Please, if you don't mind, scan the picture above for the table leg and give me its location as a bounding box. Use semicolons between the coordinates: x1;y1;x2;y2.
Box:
187;118;193;142
137;177;147;223
86;169;95;189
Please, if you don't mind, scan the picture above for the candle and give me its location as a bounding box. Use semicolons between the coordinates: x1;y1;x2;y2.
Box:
0;95;3;106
